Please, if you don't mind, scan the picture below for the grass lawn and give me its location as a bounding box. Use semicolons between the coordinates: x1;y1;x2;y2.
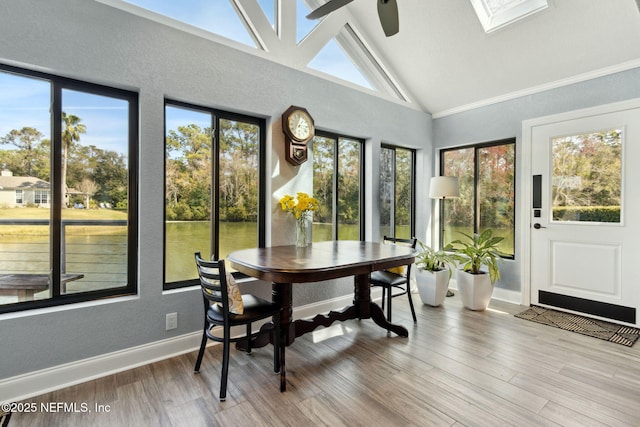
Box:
0;207;127;220
0;208;128;238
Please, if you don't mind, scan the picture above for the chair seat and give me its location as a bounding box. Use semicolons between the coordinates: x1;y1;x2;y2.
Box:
207;294;280;325
194;253;281;401
370;270;407;287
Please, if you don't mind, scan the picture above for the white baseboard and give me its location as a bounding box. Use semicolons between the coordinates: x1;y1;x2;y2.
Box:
0;286;517;404
0;292;368;404
490;287;522;305
0;332;204;404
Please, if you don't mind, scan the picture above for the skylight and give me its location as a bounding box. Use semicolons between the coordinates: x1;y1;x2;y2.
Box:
470;0;548;33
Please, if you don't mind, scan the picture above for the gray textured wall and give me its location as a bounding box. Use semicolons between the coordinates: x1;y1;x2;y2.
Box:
0;0;432;379
434;67;640;292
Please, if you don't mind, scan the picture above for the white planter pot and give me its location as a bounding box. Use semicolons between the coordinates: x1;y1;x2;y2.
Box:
456;270;494;311
416;268;450;307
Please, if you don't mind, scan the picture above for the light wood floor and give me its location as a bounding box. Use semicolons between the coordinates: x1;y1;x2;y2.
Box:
11;294;640;427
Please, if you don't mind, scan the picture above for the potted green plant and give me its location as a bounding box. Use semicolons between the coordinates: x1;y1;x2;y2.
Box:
449;229;506;311
414;241;456;307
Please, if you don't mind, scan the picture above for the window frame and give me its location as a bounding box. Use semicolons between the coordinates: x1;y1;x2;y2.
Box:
311;130;365;241
379;144;416;239
163;99;266;290
0;63;139;314
439;138;516;259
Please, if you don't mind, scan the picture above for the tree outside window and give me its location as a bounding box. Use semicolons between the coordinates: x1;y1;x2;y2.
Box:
551;130;621;223
441;139;515;257
311;132;363;241
0;65;137;313
379;145;415;239
164;102;264;287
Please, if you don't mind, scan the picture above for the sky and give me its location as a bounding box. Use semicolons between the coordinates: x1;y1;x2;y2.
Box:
124;0;371;88
0;0;371;170
0;71;130;159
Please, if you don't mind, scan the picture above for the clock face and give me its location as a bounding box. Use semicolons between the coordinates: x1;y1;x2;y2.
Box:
287;110;313;141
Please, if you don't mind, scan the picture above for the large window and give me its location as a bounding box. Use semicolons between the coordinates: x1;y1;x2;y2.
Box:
379;145;415;239
0;64;138;314
164;101;265;288
311;132;364;241
440;138;515;257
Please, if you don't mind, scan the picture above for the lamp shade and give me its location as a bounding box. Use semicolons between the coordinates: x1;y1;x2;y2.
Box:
429;176;460;199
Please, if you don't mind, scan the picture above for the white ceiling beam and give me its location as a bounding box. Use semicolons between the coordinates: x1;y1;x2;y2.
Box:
295;11;349;67
336;24;412;103
232;0;281;54
278;0;298;51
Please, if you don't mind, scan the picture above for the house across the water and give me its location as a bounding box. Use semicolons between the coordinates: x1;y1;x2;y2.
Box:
0;170;50;208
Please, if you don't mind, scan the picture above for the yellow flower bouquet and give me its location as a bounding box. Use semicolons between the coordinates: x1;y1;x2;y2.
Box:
279;192;318;246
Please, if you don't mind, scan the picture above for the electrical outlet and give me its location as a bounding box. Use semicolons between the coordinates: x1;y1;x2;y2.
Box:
166;312;178;330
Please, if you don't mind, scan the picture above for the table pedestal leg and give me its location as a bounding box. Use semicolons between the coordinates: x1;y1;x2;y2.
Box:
273;282;291;392
354;273;409;337
274;282;295;346
236;272;407;394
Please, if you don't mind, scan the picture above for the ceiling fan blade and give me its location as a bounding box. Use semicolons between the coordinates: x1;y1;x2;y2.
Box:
378;0;399;36
307;0;354;20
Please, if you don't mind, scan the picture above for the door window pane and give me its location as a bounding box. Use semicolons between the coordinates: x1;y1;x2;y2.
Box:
551;130;622;223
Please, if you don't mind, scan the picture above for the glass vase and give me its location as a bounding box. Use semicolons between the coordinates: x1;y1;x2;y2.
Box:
295;217;310;247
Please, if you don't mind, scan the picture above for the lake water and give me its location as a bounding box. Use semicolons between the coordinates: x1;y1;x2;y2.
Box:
164;221;357;283
1;220;411;304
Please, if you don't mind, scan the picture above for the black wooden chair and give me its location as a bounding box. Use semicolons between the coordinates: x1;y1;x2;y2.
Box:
193;252;282;401
370;236;418;325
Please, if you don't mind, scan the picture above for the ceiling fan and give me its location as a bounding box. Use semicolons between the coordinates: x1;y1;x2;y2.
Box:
306;0;400;37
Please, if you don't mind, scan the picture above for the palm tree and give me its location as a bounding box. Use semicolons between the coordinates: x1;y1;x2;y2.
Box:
61;112;86;206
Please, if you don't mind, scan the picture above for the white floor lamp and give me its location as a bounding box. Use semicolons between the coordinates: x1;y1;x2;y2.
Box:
429;176;460;296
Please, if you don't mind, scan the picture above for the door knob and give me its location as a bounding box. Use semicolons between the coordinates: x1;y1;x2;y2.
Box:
533;223;546;229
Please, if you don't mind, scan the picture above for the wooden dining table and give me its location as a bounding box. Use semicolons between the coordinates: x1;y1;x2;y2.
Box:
226;240;416;391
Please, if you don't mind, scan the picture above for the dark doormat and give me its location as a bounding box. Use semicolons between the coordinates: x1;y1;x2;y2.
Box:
515;305;640;347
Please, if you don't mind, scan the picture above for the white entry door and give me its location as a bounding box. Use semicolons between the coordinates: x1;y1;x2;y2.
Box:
529;101;640;327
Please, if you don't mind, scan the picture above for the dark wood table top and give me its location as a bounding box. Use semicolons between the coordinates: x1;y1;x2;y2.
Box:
227;240;415;283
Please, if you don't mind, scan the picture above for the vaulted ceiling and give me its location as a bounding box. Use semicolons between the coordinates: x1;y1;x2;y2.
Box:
118;0;640;118
339;0;640;117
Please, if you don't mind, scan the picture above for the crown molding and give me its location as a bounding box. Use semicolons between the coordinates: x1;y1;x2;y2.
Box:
432;59;640;119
